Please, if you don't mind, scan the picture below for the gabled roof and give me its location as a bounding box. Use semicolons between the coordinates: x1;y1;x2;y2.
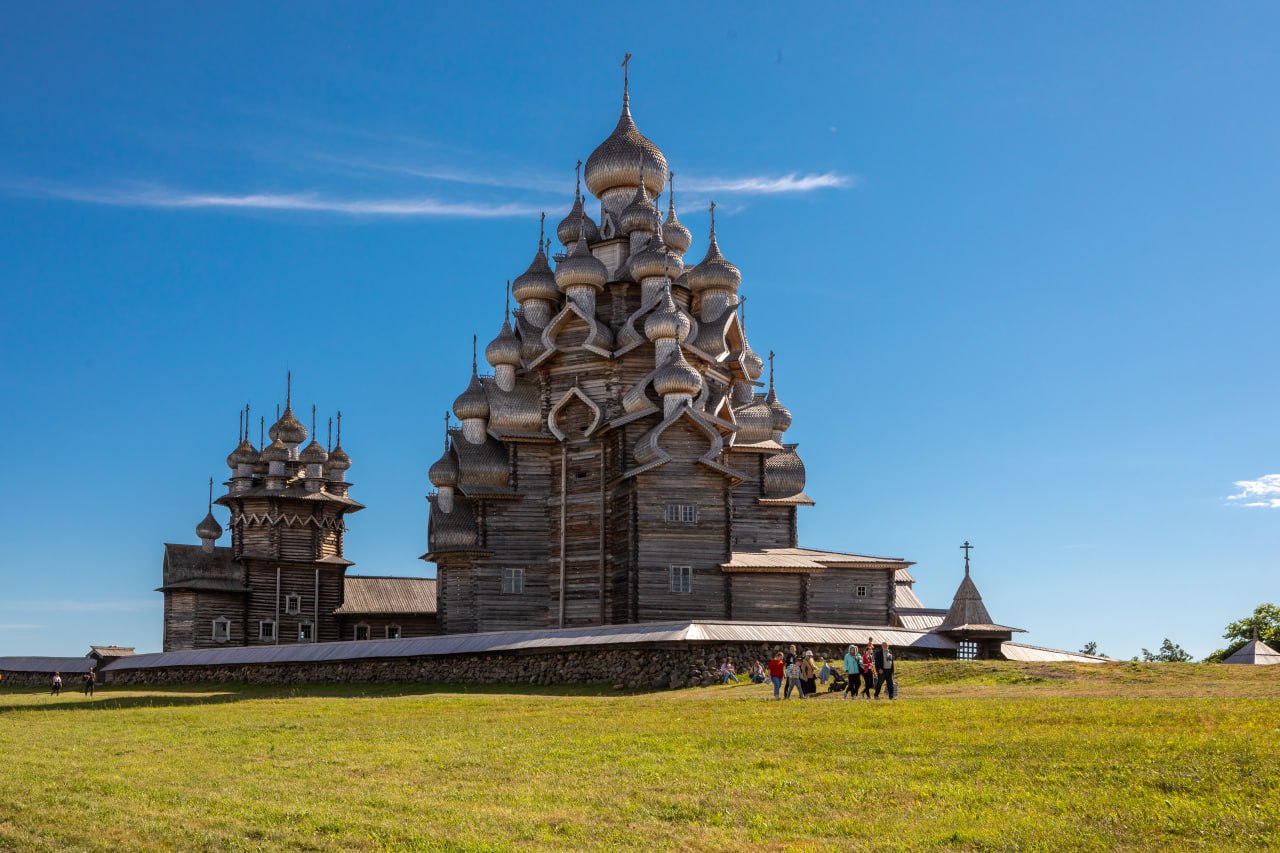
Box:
337;576;438;615
722;547;911;573
88;646;135;658
1223;638;1280;665
161;544;244;592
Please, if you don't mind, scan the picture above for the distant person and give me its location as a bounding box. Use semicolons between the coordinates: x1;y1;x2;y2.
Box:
749;660;766;684
785;656;805;699
874;642;896;700
783;644;799;698
720;658;740;684
83;668;96;697
860;643;877;699
51;672;62;696
767;652;786;699
800;651;818;697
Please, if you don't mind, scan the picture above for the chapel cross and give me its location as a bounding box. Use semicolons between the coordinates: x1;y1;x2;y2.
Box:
961;541;974;575
622;53;632;94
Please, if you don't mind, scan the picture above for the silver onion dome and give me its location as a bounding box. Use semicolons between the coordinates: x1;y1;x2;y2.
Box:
554;234;608;291
763;447;807;498
583;96;667;200
556;194;599;247
195;510;223;542
628;230;684;282
485;316;522;368
511;241;560;305
663;175;692;255
619;180;662;236
428;445;459;489
688;228;742;294
299;438;329;464
272;404;308;445
653;348;703;397
644;287;692;343
453;370;490;421
226;437;258;469
327;443;351;472
260;437;290;463
765;387;793;434
741;341;765;381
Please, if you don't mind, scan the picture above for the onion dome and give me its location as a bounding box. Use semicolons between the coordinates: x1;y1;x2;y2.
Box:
583;93;667;199
299;438;329;465
327;443;351;473
687;203;741;294
653;348;703;398
485;316;522;368
763;447;807;498
226;437;258;469
619;179;662;236
628;229;684;282
453;371;490;421
663;175;693;255
765;387;793;433
196;510;223;542
554;234;607;292
741;341;765;381
429;445;459;489
556;194;599;247
272;404;308;446
260;437;290;463
644;287;692;343
512;240;560;305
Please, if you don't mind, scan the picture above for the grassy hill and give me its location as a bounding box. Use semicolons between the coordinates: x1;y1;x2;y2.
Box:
1;661;1276;850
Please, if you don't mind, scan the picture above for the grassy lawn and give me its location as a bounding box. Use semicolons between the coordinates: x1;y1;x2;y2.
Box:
0;661;1276;851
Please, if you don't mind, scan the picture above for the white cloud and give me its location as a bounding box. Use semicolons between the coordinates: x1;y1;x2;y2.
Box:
1227;474;1280;508
35;184;542;218
681;172;856;194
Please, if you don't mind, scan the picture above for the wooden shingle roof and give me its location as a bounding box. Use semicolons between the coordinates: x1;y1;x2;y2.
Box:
721;547;911;573
336;576;437;615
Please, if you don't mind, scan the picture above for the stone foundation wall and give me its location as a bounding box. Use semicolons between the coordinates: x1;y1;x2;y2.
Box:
103;642;944;689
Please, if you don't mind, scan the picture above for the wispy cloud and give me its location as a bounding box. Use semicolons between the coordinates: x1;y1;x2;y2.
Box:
32;183;542;218
681;172;856;194
1227;474;1280;508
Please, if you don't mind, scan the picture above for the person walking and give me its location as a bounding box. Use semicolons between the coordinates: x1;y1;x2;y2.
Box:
842;645;860;699
782;644;799;699
82;668;96;697
767;651;786;698
51;672;62;696
785;655;805;699
874;642;896;699
860;643;877;699
800;651;818;698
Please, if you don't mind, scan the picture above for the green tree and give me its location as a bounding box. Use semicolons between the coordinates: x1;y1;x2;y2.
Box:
1140;639;1193;663
1079;641;1103;657
1204;603;1280;662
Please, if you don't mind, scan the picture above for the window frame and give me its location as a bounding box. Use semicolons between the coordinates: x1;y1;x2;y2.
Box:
502;567;525;594
354;623;371;641
670;565;692;594
665;503;698;524
284;593;302;616
212;617;231;643
855;585;868;598
258;620;276;641
958;640;979;661
298;621;314;642
386;625;401;640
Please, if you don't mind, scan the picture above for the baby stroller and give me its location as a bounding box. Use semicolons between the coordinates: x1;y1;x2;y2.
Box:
826;666;848;694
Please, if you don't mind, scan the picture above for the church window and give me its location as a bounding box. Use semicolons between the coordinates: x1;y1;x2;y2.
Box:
386;625;401;640
670;565;692;594
284;594;302;615
958;640;979;660
665;504;698;523
502;567;525;594
856;585;868;598
298;622;314;642
212;617;231;643
259;621;276;641
354;623;371;641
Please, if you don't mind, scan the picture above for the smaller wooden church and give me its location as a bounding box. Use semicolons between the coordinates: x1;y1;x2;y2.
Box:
158;387;436;652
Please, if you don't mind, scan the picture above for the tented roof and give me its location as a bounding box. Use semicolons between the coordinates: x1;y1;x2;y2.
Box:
1223;638;1280;665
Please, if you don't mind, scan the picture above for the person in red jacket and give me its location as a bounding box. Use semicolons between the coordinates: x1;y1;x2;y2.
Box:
766;651;787;699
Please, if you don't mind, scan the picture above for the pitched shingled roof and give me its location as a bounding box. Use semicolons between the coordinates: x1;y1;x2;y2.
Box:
336;576;437;615
722;547;911;573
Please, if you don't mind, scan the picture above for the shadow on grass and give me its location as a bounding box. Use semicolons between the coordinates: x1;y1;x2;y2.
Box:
0;680;661;713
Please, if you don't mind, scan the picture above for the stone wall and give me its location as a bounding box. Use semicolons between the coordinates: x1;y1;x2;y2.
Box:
102;642;943;689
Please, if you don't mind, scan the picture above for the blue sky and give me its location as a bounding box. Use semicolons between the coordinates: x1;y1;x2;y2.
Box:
2;3;1277;658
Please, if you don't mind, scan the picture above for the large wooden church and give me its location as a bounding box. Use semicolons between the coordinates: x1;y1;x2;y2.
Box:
423;74;1013;650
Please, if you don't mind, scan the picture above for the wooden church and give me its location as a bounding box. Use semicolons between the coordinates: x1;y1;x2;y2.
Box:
422;70;1014;649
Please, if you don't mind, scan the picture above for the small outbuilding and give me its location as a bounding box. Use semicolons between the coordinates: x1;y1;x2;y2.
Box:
1223;633;1280;666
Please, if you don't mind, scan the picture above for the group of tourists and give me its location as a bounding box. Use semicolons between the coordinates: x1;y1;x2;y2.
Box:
721;640;898;700
47;670;95;696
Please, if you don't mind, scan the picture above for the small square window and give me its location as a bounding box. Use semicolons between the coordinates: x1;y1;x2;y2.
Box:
670;565;692;594
259;621;276;641
502;567;524;594
386;625;401;640
958;640;979;661
212;617;231;643
354;624;370;641
284;594;301;616
298;622;314;642
856;585;868;598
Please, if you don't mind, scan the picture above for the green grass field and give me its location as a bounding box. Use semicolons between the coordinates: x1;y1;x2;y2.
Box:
1;661;1277;851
